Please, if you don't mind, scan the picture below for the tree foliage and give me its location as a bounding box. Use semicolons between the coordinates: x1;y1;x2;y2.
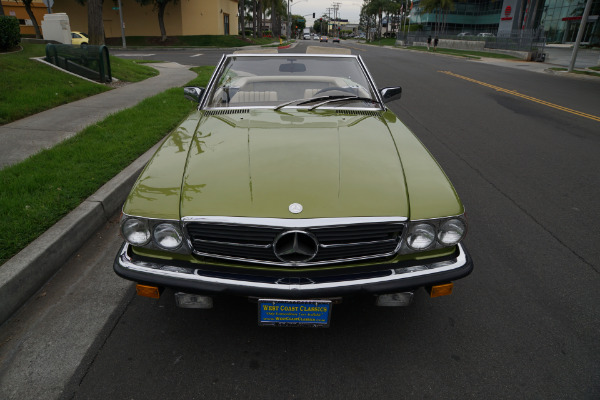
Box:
419;0;455;35
241;0;288;38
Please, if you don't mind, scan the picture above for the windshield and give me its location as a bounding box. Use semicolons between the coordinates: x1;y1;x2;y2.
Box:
205;55;379;109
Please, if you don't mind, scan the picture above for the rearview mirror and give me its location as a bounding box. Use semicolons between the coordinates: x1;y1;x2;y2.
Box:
279;63;306;73
184;86;205;103
380;87;402;103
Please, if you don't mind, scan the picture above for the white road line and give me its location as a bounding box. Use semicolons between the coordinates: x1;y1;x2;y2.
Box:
190;54;204;57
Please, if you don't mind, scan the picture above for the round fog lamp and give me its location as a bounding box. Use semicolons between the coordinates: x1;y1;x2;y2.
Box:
122;218;150;245
153;223;183;250
406;223;435;250
438;219;466;246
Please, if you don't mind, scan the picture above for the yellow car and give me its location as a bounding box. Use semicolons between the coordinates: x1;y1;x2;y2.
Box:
71;31;89;46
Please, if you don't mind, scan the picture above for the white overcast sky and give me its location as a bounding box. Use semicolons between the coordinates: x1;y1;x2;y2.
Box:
288;0;364;25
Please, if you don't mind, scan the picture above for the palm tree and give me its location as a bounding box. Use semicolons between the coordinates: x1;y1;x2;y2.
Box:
420;0;455;35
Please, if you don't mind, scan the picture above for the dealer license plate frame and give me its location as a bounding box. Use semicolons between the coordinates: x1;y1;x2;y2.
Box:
258;299;332;327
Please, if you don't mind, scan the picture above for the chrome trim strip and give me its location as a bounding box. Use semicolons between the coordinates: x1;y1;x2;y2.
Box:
121;212;180;223
193;238;272;249
199;54;227;110
188;250;398;267
202;106;384;111
181;216;407;227
319;239;398;249
230;54;358;58
116;243;469;292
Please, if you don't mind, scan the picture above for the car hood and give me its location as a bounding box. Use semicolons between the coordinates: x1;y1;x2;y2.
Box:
180;110;409;219
123;109;463;221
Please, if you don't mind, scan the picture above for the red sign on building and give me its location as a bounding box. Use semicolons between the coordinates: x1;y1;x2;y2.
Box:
501;5;513;21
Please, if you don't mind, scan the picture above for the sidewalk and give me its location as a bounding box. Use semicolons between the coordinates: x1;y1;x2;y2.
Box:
0;62;196;169
0;62;196;325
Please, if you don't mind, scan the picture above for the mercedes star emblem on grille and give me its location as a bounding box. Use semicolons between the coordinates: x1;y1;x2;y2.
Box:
288;203;303;214
273;230;319;263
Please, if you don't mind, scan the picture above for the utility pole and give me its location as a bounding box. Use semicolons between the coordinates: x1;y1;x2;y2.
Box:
117;0;126;48
332;2;341;36
568;0;593;72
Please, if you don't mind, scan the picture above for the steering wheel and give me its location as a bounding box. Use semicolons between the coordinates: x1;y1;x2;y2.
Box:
314;87;357;96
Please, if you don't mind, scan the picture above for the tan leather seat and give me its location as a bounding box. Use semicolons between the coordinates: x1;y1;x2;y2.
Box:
304;89;320;98
230;91;278;103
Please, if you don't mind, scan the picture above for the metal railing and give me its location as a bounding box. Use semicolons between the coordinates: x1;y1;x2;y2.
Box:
45;44;112;83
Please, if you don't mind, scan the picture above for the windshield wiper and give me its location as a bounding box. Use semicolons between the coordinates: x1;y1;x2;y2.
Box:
274;95;355;111
308;96;380;110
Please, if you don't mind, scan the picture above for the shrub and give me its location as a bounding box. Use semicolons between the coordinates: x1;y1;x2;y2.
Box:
0;16;21;51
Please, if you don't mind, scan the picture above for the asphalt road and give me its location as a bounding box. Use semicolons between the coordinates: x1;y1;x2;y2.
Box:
2;42;599;399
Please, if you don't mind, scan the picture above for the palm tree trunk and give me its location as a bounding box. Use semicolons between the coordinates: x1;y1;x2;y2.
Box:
158;3;167;41
253;0;257;37
240;0;245;39
23;1;42;39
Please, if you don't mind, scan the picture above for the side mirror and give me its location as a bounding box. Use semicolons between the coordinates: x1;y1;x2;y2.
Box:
184;86;205;103
380;87;402;103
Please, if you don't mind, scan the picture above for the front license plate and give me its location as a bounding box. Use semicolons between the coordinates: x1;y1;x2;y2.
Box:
258;299;332;327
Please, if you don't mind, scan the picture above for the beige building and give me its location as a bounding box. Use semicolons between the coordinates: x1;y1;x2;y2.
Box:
3;0;239;37
1;1;47;36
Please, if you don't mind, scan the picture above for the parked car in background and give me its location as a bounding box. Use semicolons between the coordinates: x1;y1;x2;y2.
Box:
303;34;311;40
332;37;340;43
477;32;495;37
313;35;320;40
114;52;474;327
71;31;88;46
457;32;471;37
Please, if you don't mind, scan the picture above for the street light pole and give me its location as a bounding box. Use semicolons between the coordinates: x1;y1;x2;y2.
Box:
117;0;126;49
568;0;593;72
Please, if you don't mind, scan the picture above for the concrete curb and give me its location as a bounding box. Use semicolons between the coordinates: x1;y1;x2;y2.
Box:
0;140;162;325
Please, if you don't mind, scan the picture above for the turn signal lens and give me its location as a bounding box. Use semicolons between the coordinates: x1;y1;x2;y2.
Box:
429;283;454;298
136;284;161;299
122;218;151;246
406;223;436;250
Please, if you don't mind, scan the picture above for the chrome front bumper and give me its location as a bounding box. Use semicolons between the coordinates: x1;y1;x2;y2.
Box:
114;242;473;298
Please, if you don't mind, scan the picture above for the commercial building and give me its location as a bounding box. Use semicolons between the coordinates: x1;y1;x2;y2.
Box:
2;0;239;38
410;0;599;44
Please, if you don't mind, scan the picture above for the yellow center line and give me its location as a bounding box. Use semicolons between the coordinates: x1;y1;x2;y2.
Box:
439;70;600;122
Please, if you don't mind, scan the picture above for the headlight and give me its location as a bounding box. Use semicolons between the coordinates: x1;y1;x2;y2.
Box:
153;223;183;250
406;223;436;250
121;218;151;245
437;219;466;246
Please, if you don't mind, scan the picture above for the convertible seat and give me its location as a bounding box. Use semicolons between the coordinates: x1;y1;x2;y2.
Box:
230;91;278;103
304;89;320;98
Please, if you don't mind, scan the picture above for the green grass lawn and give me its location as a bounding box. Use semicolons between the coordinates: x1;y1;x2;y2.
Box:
549;67;600;77
0;44;160;125
406;46;521;60
366;38;397;46
109;56;160;82
0;66;215;266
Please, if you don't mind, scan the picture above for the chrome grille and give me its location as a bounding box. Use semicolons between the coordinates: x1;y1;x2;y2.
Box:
185;220;404;266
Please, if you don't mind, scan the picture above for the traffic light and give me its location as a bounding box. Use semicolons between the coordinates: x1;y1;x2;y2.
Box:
313;13;315;18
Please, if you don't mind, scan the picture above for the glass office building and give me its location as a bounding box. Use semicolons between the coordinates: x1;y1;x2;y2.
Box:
410;0;600;44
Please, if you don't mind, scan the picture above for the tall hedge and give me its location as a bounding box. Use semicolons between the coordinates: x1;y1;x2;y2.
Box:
0;16;21;51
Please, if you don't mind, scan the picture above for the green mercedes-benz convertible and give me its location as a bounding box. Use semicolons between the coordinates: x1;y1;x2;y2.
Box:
114;50;473;327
